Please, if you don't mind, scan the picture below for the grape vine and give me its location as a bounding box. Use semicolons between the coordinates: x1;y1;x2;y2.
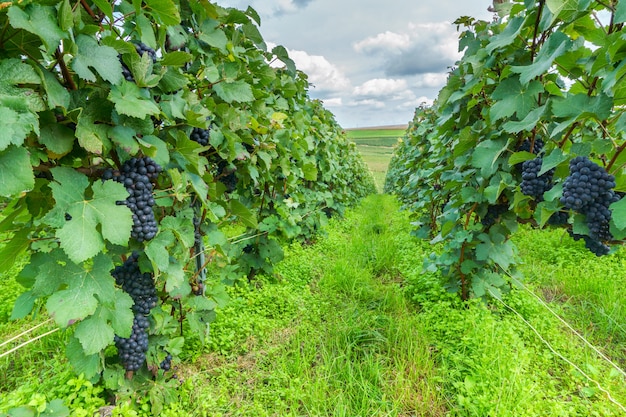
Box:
0;0;375;409
385;0;626;300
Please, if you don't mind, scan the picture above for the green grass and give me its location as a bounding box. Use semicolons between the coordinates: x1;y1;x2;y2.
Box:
3;195;626;416
346;127;403;192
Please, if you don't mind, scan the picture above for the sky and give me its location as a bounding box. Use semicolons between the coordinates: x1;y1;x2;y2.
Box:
216;0;494;128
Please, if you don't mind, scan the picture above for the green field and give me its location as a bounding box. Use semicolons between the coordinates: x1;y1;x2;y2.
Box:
346;126;406;191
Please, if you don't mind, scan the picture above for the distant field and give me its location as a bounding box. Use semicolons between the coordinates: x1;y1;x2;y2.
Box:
345;126;406;192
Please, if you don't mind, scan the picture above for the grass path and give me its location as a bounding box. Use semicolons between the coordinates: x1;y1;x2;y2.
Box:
3;194;626;416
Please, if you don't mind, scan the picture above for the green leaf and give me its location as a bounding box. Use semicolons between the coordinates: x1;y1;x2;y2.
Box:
92;0;113;20
66;336;101;380
199;20;229;52
72;35;123;84
486;16;525;53
145;0;181;25
39;123;75;156
471;139;509;177
161;51;193;66
616;0;626;23
538;148;568;175
0;146;35;197
490;77;543;121
0;99;40;151
47;286;98;327
7;4;66;52
37;66;71;109
213;80;255;103
48;168;132;263
10;291;37;320
0;228;30;275
512;32;572;84
146;230;176;271
230;199;258;228
302;161;318;180
610;197;626;230
551;93;613;122
109;82;161;118
74;313;114;355
503;105;546;133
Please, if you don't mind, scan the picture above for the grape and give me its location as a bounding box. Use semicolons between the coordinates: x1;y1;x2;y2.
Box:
112;252;158;316
119;42;157;82
481;204;508;227
568;231;610;257
112;253;157;372
190;127;210;146
518;138;544;155
218;161;237;193
547;211;568;226
160;354;172;371
104;157;162;242
134;42;157;63
115;315;150;372
560;156;618;254
520;157;554;199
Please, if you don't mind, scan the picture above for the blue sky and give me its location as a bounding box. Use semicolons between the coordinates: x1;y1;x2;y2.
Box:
217;0;494;127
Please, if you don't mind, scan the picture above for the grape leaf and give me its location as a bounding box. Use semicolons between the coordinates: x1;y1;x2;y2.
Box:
66;336;102;380
45;253;117;327
0;228;30;274
7;4;66;52
47;167;132;263
74;313;115;355
10;291;37;320
610;197;626;230
0;146;35;197
490;77;543;121
72;35;123;84
0;99;40;151
213;80;255;103
108;82;161;118
616;0;626;24
145;0;181;25
512;32;573;84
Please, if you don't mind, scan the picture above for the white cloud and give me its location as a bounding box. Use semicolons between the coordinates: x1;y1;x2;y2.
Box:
321;97;343;107
354;21;461;76
353;31;411;54
285;49;351;93
414;73;449;89
353;78;408;98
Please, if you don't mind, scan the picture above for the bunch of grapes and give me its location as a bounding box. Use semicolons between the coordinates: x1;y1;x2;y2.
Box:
218;160;238;193
560;156;620;255
114;315;150;372
547;211;568;226
520;158;554;199
112;254;158;372
121;42;158;81
190;127;210;146
112;252;158;315
481;203;508;227
103;157;162;242
518;138;544;154
160;353;173;371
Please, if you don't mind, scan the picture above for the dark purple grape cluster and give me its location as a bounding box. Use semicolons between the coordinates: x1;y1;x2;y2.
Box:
520;158;554;199
569;231;611;256
112;252;158;316
190;127;210;146
481;204;508;227
115;315;150;372
112;253;157;372
193;215;202;246
218;161;237;193
103;157;162;242
160;353;172;371
518;138;544;154
120;42;157;81
561;156;620;255
547;211;568;226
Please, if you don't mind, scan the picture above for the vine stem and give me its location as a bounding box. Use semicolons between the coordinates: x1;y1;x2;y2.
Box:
55;48;77;91
606;141;626;172
530;0;546;62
